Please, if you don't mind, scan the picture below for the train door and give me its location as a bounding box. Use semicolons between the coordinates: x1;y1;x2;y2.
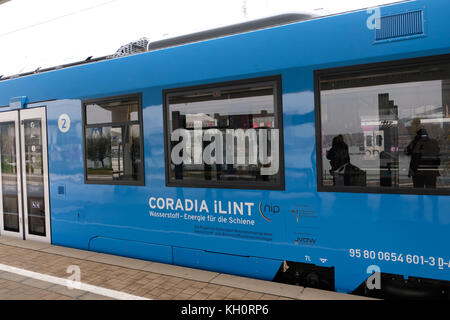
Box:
0;107;51;243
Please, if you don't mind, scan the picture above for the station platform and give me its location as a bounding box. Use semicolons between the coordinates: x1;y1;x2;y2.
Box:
0;235;370;300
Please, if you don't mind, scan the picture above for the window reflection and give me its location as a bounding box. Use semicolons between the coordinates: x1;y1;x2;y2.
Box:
166;81;282;187
405;128;441;188
86;98;138;125
24;119;46;236
0;122;20;232
320;61;450;191
84;96;143;183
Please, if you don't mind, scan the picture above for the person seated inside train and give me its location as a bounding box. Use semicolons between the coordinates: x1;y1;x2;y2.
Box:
405;128;441;189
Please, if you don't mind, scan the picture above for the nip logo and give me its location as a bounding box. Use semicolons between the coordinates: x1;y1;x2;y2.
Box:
258;202;280;222
171;121;279;175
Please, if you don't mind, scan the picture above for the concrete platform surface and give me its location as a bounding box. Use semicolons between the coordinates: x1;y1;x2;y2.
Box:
0;235;370;300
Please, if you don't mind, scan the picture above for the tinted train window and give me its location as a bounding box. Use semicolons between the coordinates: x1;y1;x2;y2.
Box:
83;94;144;185
163;77;284;189
316;56;450;194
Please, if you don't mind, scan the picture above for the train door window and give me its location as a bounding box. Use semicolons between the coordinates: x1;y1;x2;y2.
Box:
83;94;144;185
163;76;284;190
316;55;450;195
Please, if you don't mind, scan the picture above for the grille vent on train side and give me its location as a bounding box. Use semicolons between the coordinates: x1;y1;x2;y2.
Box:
375;10;424;41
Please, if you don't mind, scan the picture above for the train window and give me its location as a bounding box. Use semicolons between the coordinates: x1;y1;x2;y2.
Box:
316;56;450;195
83;94;144;185
163;77;284;190
86;99;138;124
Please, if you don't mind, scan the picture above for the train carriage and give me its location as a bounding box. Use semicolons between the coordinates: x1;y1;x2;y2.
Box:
0;0;449;298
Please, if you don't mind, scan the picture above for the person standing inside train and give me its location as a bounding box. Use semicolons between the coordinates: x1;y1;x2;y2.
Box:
405;128;441;188
326;135;351;185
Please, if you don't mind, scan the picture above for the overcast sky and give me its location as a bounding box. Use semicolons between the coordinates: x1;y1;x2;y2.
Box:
0;0;405;77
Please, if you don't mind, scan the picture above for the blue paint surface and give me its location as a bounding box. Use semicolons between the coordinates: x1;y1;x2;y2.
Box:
0;0;449;293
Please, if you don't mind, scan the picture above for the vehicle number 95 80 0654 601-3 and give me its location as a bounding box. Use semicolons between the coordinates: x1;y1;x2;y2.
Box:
349;249;450;270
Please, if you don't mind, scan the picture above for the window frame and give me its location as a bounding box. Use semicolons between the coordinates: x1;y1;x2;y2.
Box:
82;93;145;186
314;53;450;196
162;75;285;190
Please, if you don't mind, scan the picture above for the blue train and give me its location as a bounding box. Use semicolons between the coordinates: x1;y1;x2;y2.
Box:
0;0;449;298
